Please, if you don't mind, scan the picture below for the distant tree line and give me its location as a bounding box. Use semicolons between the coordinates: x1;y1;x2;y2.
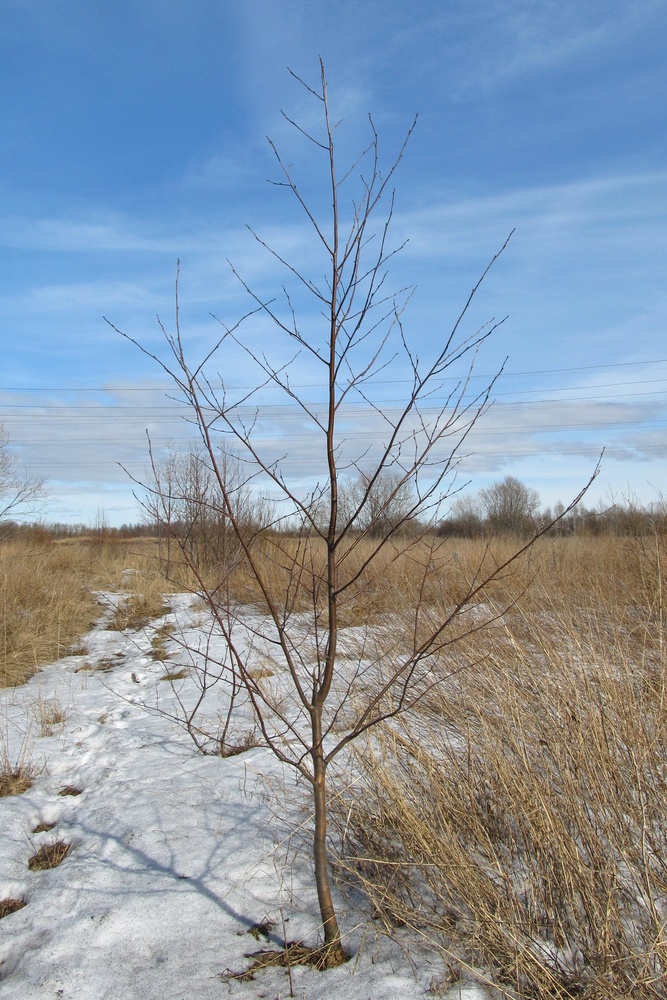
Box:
0;520;157;541
2;473;666;543
438;475;667;538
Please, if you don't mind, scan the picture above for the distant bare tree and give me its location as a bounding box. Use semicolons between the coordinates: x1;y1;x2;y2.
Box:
143;444;265;581
344;470;416;538
443;493;485;537
111;63;595;964
0;423;46;534
479;474;540;535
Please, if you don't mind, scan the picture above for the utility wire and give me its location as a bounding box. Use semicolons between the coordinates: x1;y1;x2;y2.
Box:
1;356;667;395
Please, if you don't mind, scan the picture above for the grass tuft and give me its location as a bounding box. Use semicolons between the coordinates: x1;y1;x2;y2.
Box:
32;821;57;833
1;727;36;796
107;591;170;633
149;621;176;661
159;668;189;682
0;898;26;919
0;765;33;797
30;694;67;737
219;731;261;757
224;940;349;981
68;643;89;657
28;841;71;871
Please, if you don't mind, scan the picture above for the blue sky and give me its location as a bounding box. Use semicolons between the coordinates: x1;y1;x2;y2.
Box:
1;0;666;525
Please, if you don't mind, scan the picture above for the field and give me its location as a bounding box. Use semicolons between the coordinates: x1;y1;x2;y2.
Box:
0;530;665;998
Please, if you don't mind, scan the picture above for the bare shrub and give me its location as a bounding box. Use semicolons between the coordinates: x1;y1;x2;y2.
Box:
146;446;266;585
479;475;540;536
0;422;46;531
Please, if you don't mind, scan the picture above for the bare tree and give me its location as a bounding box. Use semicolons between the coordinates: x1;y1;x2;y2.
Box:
0;423;46;533
144;444;262;581
479;474;540;535
344;470;416;538
443;492;486;537
110;63;595;964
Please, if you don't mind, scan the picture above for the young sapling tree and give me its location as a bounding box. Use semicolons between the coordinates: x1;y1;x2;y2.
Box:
110;62;595;964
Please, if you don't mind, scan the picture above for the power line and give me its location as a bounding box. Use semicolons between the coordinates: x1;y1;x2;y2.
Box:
17;441;667;473
1;357;667;395
9;405;667;444
2;378;667;416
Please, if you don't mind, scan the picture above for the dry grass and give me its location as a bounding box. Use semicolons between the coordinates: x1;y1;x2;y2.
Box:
204;531;477;625
0;536;176;686
0;898;26;919
0;764;33;797
27;841;71;871
1;729;35;796
30;693;67;737
4;529;655;688
0;539;99;687
159;668;189;682
224;940;349;981
3;531;659;688
196;530;667;633
335;534;667;999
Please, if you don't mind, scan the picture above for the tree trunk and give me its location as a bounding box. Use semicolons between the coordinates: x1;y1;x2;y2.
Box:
311;740;346;961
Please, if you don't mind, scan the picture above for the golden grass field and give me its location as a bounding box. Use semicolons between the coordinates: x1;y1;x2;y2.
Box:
0;534;173;688
2;527;661;686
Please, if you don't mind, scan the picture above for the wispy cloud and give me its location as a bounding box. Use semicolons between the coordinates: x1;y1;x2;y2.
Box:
0;213;222;254
398;171;667;262
426;0;667;97
4;280;157;314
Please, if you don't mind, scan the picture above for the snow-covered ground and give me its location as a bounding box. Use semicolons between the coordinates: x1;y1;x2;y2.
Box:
0;593;489;1000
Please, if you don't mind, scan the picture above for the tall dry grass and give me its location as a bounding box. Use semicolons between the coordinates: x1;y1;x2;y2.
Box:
334;532;667;999
191;529;538;626
191;529;666;651
0;535;176;687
